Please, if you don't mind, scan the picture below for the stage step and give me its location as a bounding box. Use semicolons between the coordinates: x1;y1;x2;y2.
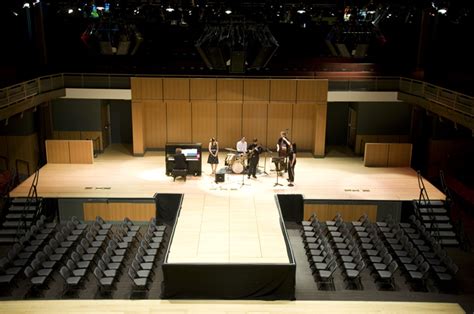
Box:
0;229;26;236
415;200;445;207
418;207;448;214
424;222;453;230
439;238;460;246
421;215;450;222
0;237;18;244
431;231;457;237
11;198;40;205
8;205;37;213
2;220;32;228
5;213;35;220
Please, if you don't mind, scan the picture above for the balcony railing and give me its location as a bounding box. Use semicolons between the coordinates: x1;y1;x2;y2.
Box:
1;73;472;122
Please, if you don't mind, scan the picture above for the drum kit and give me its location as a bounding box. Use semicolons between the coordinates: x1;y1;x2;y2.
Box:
224;148;246;174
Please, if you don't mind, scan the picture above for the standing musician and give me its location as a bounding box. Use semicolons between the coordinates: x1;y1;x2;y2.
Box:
276;131;291;173
287;143;297;187
247;138;262;179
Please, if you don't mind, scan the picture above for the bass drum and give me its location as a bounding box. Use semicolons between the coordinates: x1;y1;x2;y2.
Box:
231;161;244;174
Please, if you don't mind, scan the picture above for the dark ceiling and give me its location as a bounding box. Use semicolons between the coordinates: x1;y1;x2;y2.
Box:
0;1;472;93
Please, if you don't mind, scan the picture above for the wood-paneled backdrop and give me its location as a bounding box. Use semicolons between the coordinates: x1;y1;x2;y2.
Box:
131;78;328;156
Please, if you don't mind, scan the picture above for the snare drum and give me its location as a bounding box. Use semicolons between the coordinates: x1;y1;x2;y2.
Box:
231;160;244;174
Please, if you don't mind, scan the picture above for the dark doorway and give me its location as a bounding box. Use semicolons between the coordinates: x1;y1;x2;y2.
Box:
326;102;349;146
110;100;132;144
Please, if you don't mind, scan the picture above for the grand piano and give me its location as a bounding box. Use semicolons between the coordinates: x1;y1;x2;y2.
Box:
165;143;202;176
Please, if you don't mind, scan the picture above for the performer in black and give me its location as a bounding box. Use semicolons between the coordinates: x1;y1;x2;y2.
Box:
247;138;262;179
173;148;187;170
276;131;291;173
287;143;297;187
207;137;219;174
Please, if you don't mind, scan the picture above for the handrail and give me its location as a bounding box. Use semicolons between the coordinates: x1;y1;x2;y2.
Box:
1;73;472;123
16;167;41;239
416;170;441;244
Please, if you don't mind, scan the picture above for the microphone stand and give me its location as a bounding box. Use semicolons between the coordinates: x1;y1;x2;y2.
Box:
273;157;283;187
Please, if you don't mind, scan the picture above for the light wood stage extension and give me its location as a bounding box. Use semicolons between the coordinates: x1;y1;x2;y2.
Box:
167;193;289;264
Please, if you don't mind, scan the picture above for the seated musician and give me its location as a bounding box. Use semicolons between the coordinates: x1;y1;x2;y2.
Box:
173;148;187;170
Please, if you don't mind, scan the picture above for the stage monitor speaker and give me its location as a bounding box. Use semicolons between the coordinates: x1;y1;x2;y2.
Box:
215;173;225;183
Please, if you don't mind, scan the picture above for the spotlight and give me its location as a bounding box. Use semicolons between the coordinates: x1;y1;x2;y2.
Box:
68;8;73;14
166;7;175;13
297;9;306;14
437;8;447;15
12;11;19;16
23;3;30;9
225;9;232;15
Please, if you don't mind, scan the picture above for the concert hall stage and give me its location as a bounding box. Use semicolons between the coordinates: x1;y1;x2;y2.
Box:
9;146;445;299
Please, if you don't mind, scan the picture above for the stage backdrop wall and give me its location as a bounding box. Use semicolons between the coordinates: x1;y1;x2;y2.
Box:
130;78;328;157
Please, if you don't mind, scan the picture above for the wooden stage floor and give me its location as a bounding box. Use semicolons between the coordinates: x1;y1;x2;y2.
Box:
0;299;464;313
11;145;444;201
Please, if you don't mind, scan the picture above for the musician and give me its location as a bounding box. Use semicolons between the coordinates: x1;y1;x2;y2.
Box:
287;143;297;187
236;136;247;154
207;137;219;175
247;138;262;179
173;148;187;170
276;131;291;173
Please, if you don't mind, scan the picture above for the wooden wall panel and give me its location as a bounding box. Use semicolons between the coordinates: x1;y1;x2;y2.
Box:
267;102;293;147
388;143;412;167
313;103;327;157
242;102;268;147
141;78;163;100
217;102;242;149
217;80;243;101
144;100;167;149
270;80;296;102
6;134;39;174
45;140;70;163
364;143;389;167
292;103;315;151
131;100;144;155
190;79;217;100
355;135;379;155
163;78;189;100
296;80;317;102
83;202;155;222
58;131;81;140
69;140;94;164
80;131;103;151
243;79;270;102
83;202;108;221
355;135;411;155
166;101;192;143
314;80;329;102
192;101;217;147
130;77;142;100
304;203;377;222
108;203;156;221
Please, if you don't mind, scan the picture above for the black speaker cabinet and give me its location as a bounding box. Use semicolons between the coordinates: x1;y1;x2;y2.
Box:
215;173;225;183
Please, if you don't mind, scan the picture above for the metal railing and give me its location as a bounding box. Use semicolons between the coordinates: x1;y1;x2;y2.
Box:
1;72;472;122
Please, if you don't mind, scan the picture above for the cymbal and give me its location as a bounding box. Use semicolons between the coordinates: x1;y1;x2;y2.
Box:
225;147;238;152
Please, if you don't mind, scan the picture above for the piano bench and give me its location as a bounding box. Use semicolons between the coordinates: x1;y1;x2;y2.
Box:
172;169;187;182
